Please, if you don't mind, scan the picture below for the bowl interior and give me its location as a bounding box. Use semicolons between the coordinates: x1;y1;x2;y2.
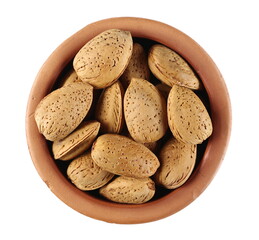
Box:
26;17;231;224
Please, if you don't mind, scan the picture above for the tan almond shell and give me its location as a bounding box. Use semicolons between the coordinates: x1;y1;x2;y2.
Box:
91;134;160;178
95;81;124;134
73;29;133;89
124;78;168;143
34;82;93;141
167;85;213;144
67;152;114;191
52;120;100;160
156;83;171;99
155;138;196;189
148;44;200;90
99;176;155;204
120;42;150;88
58;68;81;87
125;132;158;153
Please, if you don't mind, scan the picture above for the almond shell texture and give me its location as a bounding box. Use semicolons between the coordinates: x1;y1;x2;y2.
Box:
148;44;200;90
100;176;155;204
155;138;196;189
58;68;81;87
124;78;168;143
52;120;100;160
91;134;160;178
95;81;124;133
167;85;213;144
34;82;93;141
67;152;114;191
120;42;150;88
73;29;133;89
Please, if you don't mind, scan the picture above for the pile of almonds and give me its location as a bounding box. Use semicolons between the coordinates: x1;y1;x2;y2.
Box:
34;29;213;204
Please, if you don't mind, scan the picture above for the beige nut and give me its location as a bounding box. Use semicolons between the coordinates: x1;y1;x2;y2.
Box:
58;68;81;87
67;152;114;191
52;120;100;160
155;138;196;189
95;81;124;133
73;29;133;89
167;85;213;144
34;82;93;141
100;176;155;204
91;134;160;178
124;78;168;143
125;132;158;153
120;42;150;88
148;44;200;89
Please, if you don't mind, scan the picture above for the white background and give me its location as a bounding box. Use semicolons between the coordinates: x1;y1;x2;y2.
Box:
1;0;258;239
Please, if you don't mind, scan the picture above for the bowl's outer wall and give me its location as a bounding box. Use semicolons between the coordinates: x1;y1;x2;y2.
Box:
26;17;231;224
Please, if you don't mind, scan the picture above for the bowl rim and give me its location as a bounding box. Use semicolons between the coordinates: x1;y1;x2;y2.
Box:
26;17;232;224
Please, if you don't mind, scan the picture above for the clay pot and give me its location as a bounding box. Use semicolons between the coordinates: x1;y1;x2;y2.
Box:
26;17;231;224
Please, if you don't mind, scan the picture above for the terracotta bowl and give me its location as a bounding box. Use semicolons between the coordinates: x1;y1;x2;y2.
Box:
26;17;231;224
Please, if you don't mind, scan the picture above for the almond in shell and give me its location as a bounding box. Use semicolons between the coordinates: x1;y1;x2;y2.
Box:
148;44;200;90
52;120;100;160
95;81;124;133
125;132;158;153
67;152;114;191
124;78;168;143
34;82;93;141
73;29;133;89
91;134;160;178
167;85;213;144
155;138;196;189
100;176;155;204
58;68;81;87
120;42;150;88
